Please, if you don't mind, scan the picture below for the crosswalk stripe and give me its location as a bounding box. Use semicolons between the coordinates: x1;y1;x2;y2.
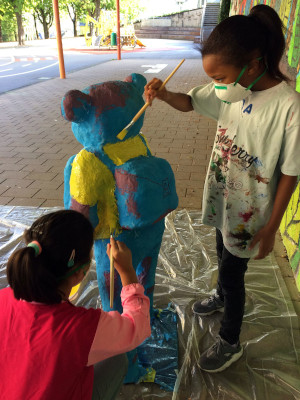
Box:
15;57;57;62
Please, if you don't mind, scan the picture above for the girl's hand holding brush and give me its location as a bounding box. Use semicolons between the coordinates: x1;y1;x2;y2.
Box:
144;77;193;112
107;238;138;287
144;78;168;105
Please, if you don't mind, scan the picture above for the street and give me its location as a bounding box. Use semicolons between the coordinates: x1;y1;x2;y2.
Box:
0;37;201;94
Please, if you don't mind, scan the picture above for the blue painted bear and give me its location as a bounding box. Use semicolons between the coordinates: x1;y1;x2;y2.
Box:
61;73;178;383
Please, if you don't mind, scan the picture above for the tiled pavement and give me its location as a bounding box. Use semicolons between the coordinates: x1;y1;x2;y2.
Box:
0;56;299;314
0;58;214;209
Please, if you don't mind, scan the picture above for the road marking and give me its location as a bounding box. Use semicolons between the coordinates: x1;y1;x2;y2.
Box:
38;77;51;80
0;68;12;73
141;64;168;73
0;55;15;67
22;64;32;67
15;56;57;62
0;61;59;78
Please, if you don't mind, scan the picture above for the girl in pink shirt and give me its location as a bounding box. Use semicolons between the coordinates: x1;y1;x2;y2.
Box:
0;209;150;400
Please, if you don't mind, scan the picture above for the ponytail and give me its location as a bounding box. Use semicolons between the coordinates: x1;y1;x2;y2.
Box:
249;5;288;82
7;246;62;303
7;210;94;304
201;4;289;82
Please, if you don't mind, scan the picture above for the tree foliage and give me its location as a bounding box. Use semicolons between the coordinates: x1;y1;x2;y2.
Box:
4;0;25;45
60;0;94;37
60;0;143;37
0;2;17;42
218;0;231;23
81;0;143;24
0;0;144;42
27;0;54;39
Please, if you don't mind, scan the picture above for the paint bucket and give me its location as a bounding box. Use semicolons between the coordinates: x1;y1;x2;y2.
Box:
111;32;117;46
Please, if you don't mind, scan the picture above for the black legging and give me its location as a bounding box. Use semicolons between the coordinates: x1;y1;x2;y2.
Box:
216;229;249;344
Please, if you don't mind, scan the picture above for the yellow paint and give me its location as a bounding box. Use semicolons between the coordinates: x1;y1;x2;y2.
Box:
140;367;156;383
280;181;300;292
140;133;152;154
156;308;163;318
69;284;80;298
235;224;245;232
70;149;120;239
279;0;292;27
104;135;148;166
117;128;128;140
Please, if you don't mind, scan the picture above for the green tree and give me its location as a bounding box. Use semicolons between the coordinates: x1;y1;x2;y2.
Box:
60;0;93;37
1;14;18;42
28;0;54;39
61;0;143;37
218;0;231;23
120;0;143;23
88;0;115;36
85;0;142;25
0;4;4;42
1;0;25;45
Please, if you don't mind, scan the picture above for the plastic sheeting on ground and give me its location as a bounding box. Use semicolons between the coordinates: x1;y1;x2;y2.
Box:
0;206;299;400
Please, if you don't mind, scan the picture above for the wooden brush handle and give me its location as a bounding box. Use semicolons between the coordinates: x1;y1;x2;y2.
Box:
132;59;185;124
132;101;150;123
110;245;114;308
158;58;185;90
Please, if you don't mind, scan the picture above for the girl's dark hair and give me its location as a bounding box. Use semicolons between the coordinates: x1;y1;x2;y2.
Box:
201;4;288;81
7;210;94;304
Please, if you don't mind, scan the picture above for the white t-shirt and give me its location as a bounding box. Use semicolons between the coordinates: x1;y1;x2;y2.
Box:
188;81;300;258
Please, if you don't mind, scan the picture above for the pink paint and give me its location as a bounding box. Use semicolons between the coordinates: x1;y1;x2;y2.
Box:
239;211;253;222
255;175;269;184
138;257;152;286
126;193;141;219
89;82;127;119
288;112;294;127
104;269;120;297
115;169;140;218
152;209;172;225
71;199;90;219
146;285;154;296
63;90;91;121
115;169;138;194
218;128;228;136
104;271;110;295
124;75;133;83
132;353;138;365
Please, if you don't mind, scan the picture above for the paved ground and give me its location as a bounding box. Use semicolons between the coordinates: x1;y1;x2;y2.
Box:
0;54;299;315
0;38;200;93
0;57;213;209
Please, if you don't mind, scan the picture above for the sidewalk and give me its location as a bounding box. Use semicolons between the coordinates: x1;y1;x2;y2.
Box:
0;37;87;49
0;57;214;209
0;56;299;314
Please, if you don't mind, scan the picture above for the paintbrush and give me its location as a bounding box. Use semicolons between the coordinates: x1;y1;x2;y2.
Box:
117;59;185;140
110;234;114;309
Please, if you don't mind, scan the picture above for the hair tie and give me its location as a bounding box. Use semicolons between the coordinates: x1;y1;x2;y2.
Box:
67;249;75;268
27;241;42;257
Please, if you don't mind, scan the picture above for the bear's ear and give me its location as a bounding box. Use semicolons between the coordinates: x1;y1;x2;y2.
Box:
124;73;147;95
61;90;92;123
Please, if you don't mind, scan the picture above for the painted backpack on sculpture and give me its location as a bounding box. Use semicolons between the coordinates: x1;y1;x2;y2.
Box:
61;73;178;383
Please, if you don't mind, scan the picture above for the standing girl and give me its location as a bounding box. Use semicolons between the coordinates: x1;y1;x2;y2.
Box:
0;210;150;399
144;4;300;372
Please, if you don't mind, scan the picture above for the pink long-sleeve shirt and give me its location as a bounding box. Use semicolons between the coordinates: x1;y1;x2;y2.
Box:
0;283;150;400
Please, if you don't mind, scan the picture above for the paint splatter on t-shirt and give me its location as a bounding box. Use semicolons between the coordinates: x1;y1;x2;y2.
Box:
189;81;300;258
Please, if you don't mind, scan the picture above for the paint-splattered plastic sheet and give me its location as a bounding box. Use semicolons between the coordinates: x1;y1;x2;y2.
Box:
0;206;299;400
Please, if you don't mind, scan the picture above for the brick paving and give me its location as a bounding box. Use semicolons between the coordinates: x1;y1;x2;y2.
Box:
0;58;215;209
0;55;299;314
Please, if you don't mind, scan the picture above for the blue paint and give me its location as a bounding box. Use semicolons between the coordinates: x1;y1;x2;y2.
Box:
62;73;179;384
243;104;253;114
